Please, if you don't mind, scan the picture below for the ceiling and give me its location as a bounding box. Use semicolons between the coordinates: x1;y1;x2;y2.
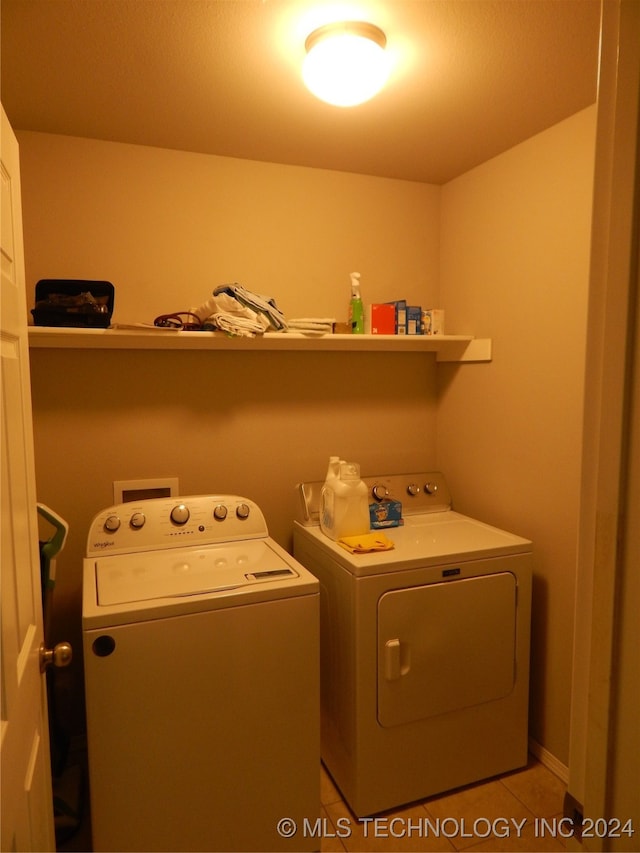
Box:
1;0;601;184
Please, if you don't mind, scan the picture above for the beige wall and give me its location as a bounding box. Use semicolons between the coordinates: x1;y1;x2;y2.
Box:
437;106;597;764
20;109;596;762
18;132;439;323
20;132;440;733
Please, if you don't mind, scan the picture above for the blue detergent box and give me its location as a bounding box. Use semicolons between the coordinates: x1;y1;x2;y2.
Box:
369;500;403;528
407;305;423;335
385;300;407;334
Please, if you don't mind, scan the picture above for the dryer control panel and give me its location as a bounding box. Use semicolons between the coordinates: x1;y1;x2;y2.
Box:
297;471;453;527
87;495;268;555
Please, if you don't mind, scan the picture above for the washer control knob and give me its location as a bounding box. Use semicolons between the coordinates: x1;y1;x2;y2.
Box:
214;504;228;521
424;482;439;496
170;504;190;525
372;484;388;501
236;503;250;520
104;515;120;533
129;512;146;529
407;483;420;496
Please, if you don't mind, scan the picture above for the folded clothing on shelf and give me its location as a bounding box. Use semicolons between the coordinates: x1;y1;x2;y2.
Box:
287;318;335;334
212;313;266;337
189;290;271;337
213;283;288;331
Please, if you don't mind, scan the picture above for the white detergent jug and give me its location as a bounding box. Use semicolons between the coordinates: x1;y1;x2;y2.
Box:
321;460;370;541
320;456;342;539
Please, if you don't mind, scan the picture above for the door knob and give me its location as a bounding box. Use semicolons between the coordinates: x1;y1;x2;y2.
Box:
39;641;72;673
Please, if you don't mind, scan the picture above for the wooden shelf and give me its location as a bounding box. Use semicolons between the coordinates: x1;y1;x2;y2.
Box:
27;327;492;362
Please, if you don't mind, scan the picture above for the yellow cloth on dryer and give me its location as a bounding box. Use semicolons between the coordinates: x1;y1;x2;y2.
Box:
337;532;395;554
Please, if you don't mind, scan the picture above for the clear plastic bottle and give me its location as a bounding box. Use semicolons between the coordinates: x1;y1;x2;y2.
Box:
349;272;365;334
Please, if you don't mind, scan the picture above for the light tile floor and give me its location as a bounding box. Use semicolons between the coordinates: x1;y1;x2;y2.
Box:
59;750;568;852
319;755;569;853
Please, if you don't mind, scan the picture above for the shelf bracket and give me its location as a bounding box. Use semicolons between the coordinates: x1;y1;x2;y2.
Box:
436;338;492;363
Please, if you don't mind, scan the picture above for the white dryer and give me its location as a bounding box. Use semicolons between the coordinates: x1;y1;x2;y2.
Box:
83;494;319;852
293;472;532;818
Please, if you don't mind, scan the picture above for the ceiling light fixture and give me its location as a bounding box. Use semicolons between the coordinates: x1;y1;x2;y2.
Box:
302;21;389;108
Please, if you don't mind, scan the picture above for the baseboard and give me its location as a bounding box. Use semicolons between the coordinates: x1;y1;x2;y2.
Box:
528;737;569;784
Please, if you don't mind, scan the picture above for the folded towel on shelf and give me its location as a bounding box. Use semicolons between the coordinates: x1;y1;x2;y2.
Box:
213;293;270;330
190;291;270;337
212;312;265;337
190;296;218;323
287;318;335;334
337;532;395;554
213;283;288;331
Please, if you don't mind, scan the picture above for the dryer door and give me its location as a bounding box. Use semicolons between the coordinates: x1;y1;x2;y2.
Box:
377;572;517;727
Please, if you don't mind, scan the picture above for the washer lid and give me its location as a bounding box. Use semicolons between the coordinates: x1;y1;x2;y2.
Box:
94;539;298;606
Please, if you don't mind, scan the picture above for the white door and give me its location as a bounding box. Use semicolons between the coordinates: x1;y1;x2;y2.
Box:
377;572;517;727
1;105;56;852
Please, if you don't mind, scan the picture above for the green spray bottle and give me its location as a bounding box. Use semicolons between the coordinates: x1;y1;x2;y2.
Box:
349;272;365;334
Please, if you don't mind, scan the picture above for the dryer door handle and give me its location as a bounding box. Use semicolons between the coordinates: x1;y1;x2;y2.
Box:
384;638;410;680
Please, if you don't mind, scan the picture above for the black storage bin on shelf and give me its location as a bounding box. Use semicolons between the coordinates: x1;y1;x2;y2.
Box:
31;279;114;328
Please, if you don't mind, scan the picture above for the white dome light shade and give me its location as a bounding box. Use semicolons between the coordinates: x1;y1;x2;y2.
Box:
303;22;389;107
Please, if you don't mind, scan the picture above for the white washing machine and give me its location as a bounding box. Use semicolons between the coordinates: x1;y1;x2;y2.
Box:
293;472;532;818
83;494;319;852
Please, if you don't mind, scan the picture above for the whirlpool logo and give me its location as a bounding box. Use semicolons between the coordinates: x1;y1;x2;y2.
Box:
92;540;115;550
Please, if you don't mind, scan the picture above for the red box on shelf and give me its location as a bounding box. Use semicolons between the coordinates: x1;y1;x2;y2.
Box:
369;303;396;335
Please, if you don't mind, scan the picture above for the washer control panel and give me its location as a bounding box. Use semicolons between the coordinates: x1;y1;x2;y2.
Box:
87;495;267;556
